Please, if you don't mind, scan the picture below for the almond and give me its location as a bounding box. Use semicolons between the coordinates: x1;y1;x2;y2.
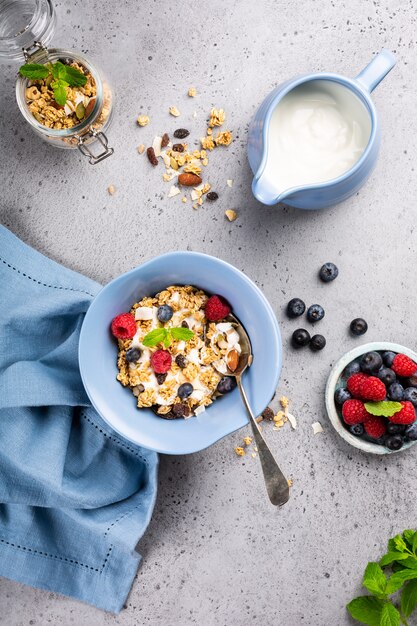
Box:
178;173;202;186
85;98;96;118
227;349;239;372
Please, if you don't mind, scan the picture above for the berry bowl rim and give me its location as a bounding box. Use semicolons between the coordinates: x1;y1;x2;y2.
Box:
79;251;282;455
325;341;417;455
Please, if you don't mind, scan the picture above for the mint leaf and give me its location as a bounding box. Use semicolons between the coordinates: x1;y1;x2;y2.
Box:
393;535;408;553
380;552;409;567
52;82;67;105
364;401;402;417
163;333;171;348
61;64;87;87
412;533;417;555
363;562;387;596
19;63;49;80
401;557;417;570
386;569;417;594
403;530;415;547
401;579;417;617
142;328;168;347
380;602;400;626
346;596;384;626
51;60;67;79
170;327;194;341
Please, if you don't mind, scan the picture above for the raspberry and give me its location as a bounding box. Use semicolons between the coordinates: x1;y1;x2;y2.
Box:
205;295;231;321
360;376;386;402
342;399;369;425
364;416;386;439
390;401;416;425
111;313;136;339
392;354;417;378
150;349;172;374
347;373;369;398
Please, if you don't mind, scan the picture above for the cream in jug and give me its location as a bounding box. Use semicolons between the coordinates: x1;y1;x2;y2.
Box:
264;80;372;192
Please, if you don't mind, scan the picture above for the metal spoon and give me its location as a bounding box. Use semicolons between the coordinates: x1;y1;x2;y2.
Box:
213;314;290;506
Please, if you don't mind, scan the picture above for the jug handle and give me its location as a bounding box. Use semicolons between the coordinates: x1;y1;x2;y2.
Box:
355;49;396;93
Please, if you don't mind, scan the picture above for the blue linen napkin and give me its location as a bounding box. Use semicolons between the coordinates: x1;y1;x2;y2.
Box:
0;225;158;613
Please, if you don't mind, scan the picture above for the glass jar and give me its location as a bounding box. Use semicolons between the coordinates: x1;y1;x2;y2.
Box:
0;0;114;164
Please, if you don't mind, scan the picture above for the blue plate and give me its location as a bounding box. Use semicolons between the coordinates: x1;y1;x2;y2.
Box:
79;252;282;454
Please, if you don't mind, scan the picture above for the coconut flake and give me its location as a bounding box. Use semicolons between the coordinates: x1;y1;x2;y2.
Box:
194;405;206;416
286;413;297;430
216;322;232;333
212;358;228;375
168;185;181;198
135;306;154;321
153;136;162;157
227;179;234;187
312;421;324;434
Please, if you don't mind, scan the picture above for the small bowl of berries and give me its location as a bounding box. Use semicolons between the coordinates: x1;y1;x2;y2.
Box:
325;342;417;454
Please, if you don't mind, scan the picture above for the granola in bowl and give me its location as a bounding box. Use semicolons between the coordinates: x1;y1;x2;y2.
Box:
111;285;241;419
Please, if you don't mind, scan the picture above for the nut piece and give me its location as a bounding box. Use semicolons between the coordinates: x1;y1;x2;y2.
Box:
178;172;202;186
137;144;145;154
26;86;41;100
169;106;181;117
146;146;158;166
188;87;197;97
227;349;239;372
107;185;116;195
137;114;150;127
225;209;237;222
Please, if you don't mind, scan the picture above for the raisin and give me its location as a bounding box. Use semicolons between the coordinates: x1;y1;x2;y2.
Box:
181;320;189;328
172;403;191;418
156;373;167;384
161;133;170;148
160;411;177;420
206;191;219;201
173;128;190;139
172;143;185;152
261;407;274;421
146;146;158;166
175;354;187;369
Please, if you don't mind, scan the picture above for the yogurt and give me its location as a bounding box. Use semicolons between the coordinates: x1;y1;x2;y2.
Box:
265;80;372;191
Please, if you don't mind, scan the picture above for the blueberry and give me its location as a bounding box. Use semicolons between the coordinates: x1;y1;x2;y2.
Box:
405;422;417;441
349;423;364;436
360;351;382;374
344;361;361;377
319;262;339;282
387;423;406;435
307;304;325;323
382;351;396;367
291;328;311;348
335;388;352;405
388;382;404;401
377;367;396;386
350;318;368;336
405;375;417;388
157;304;174;322
310;334;326;351
178;383;193;399
385;435;404;451
286;298;306;318
404;387;417;407
125;347;141;363
217;377;236;394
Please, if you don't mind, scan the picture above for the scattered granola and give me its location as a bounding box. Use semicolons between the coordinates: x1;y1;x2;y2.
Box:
312;421;324;434
209;108;226;127
147;146;158;166
137;114;150;127
225;209;237;222
107;185;116;195
215;130;233;146
114;286;241;419
137;144;145;154
243;436;253;446
169;106;181;117
235;447;245;457
188;87;197;97
261;407;275;421
227;179;234;187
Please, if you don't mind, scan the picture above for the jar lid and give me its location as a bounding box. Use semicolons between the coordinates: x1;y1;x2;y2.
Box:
0;0;56;62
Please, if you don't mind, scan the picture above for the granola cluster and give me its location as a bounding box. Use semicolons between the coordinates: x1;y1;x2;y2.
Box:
25;62;97;130
116;285;241;419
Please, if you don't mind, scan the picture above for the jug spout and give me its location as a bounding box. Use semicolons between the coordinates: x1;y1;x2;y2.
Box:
252;175;285;206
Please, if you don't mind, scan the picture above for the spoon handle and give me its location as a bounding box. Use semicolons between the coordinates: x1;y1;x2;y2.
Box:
236;377;290;506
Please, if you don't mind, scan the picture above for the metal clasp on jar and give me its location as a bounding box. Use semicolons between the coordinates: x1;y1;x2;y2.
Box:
76;129;114;165
22;40;48;62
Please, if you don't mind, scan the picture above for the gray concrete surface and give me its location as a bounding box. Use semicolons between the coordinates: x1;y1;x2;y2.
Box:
1;0;417;624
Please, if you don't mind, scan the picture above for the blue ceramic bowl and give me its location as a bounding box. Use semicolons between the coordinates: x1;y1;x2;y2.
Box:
79;252;282;454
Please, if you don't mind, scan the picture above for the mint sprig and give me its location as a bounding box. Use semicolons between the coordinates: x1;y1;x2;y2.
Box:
142;326;194;348
19;61;87;106
364;401;403;418
347;529;417;625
